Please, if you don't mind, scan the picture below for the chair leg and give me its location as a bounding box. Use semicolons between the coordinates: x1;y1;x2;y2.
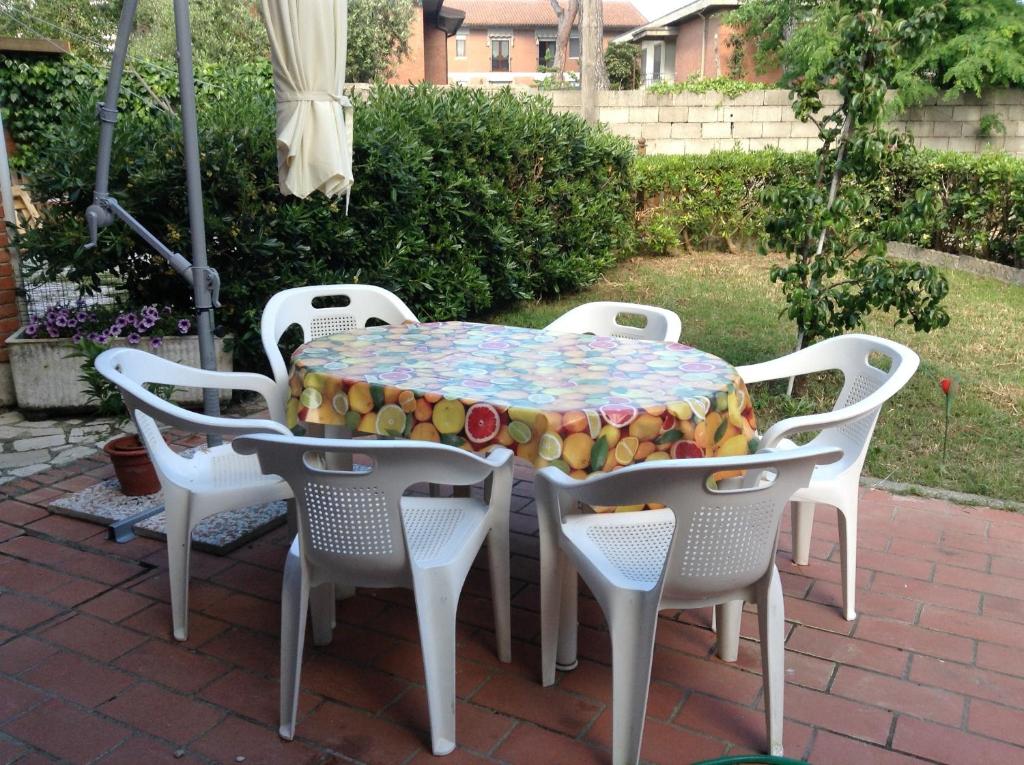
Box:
837;503;859;621
756;567;786;757
607;593;660;765
791;500;816;566
556;551;579;672
486;522;512;664
279;550;309;741
309;582;336;646
540;528;561;686
714;600;744;662
165;509;193;642
413;577;460;756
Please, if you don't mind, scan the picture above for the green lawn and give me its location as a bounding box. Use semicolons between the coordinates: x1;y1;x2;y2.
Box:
488;252;1024;504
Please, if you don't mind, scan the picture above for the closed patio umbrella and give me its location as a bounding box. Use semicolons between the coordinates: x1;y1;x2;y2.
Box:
260;0;354;201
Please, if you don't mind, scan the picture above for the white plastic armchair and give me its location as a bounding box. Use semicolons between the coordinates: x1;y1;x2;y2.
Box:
536;445;842;764
261;284;418;420
232;434;514;756
95;348;294;641
736;334;919;620
545;301;682;342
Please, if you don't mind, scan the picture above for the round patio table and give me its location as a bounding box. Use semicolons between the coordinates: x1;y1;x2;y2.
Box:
287;321;758;507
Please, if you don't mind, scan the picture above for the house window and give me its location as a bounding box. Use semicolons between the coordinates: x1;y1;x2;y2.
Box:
538;38;556;68
491;38;510;71
455;35;467;59
652;42;663;82
569;35;580;59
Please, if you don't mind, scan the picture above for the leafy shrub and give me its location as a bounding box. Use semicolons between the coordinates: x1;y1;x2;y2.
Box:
0;54;272;169
18;77;636;369
647;75;768;99
636;148;1024;268
634;150;815;250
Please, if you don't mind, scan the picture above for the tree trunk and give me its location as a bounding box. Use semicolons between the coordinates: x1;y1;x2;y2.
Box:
548;0;578;81
580;0;606;124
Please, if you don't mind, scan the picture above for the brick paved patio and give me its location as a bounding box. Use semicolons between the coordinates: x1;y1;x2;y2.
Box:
2;441;1024;764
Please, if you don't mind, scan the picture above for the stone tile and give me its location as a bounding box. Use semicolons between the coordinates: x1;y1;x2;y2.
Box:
39;614;148;662
472;673;601;737
2;698;129;764
191;715;320;765
99;683;223;745
20;651;135;708
115;639;231;694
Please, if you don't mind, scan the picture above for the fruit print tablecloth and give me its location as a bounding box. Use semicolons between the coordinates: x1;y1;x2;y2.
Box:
288;321;758;507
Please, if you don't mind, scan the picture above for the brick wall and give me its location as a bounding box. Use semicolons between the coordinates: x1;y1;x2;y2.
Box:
0;189;18;406
546;88;1024;156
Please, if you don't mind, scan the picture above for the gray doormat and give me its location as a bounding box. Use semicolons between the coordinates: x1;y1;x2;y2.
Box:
49;477;288;554
133;500;289;554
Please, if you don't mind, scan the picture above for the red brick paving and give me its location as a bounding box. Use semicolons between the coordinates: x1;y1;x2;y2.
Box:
2;452;1024;764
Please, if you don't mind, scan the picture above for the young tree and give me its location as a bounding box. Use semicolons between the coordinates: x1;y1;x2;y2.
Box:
547;0;579;82
758;1;951;358
345;0;415;82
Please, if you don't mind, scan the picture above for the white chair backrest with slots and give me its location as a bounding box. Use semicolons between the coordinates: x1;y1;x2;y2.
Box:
232;433;514;755
736;333;919;621
260;285;418;422
95;347;293;641
545;301;682;342
536;445;842;763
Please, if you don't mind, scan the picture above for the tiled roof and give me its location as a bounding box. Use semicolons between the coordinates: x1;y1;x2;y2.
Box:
447;1;646;30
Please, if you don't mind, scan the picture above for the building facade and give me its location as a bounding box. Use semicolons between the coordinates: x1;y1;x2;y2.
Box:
614;0;780;85
390;0;466;85
445;1;645;86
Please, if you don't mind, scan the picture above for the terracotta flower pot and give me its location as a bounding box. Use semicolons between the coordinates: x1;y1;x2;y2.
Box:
103;434;161;496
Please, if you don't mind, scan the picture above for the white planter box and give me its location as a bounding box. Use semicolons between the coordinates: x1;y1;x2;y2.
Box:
6;330;233;414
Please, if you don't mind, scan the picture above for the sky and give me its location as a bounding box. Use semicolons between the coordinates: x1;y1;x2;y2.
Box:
631;0;688;21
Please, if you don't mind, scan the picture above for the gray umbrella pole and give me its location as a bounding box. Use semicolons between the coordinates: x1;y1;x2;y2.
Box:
172;0;222;439
88;0;223;446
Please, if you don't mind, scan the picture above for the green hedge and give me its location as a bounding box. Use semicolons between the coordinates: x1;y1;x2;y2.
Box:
636;149;1024;268
17;76;635;369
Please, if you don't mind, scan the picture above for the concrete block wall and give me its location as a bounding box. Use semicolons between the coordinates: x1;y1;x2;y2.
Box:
545;88;1024;156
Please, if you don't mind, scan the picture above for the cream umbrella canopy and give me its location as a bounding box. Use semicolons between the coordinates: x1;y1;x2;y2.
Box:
260;0;354;201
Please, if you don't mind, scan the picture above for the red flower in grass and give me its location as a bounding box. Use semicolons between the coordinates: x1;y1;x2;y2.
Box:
940;378;952;396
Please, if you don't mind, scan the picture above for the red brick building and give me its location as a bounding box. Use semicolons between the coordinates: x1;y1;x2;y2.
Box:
389;0;466;85
445;1;645;86
613;0;780;85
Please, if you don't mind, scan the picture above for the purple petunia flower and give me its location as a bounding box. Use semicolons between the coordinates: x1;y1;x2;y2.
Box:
124;313;137;325
71;332;82;342
96;332;109;343
177;319;191;334
150;336;162;349
139;316;155;331
76;311;88;322
24;323;38;337
162;306;172;315
88;332;101;342
47;326;59;338
54;315;67;327
127;333;141;345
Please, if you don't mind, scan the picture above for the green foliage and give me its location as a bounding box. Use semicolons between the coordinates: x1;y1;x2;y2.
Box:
646;75;768;99
346;0;415;82
604;42;642;90
759;1;952;346
977;113;1006;138
634;151;816;250
729;0;1024;102
636;148;1024;270
635;209;680;255
131;0;269;67
0;54;272;169
18;78;635;370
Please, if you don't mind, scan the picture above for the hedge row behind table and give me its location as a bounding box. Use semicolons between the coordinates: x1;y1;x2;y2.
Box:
287;321;758;509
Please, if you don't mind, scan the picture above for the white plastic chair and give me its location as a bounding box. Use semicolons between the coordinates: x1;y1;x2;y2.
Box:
545;301;682;342
536;445;842;764
261;284;418;419
736;334;920;620
95;347;294;641
232;434;514;756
